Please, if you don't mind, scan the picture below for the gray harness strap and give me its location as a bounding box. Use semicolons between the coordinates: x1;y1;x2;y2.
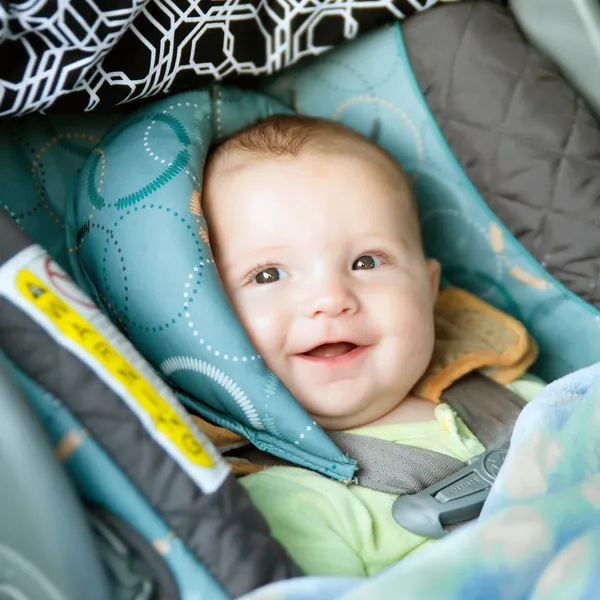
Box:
328;433;465;495
441;372;526;449
329;373;525;495
235;373;525;538
234;372;524;491
389;373;526;537
233;372;526;537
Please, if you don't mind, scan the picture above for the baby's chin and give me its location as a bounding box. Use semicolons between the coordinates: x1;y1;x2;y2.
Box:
293;385;408;431
310;412;374;432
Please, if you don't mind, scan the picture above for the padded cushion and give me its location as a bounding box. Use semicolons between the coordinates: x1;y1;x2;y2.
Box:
67;87;357;482
70;22;600;474
0;114;121;274
403;1;600;309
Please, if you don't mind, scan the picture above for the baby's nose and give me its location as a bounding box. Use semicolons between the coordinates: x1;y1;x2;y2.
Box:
304;281;358;318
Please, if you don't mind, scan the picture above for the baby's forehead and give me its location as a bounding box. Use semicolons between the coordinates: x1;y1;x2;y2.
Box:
207;144;414;212
209;139;406;182
211;152;419;237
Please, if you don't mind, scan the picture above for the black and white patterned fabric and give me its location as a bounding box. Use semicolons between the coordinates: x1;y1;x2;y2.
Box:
0;0;437;117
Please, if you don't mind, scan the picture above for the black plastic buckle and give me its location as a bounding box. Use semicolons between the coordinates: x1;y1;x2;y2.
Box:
391;448;507;538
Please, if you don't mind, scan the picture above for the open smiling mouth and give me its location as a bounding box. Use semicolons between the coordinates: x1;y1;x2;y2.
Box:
302;342;360;359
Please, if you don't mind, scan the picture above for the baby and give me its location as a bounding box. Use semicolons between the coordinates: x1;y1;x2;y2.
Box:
202;114;543;577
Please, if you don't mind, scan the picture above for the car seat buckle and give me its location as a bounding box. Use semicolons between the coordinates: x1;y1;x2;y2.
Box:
391;448;508;539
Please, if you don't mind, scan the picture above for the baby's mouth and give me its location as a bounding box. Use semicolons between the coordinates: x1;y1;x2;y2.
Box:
303;342;358;358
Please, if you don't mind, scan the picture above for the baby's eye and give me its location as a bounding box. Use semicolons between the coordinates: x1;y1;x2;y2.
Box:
254;267;287;284
352;254;383;270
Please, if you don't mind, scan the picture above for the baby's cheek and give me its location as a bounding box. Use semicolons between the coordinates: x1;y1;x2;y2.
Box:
233;295;287;359
408;303;435;354
387;296;435;364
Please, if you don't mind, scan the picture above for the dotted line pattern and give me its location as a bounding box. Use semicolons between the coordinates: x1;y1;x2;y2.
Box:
143;102;200;186
332;95;424;161
71;221;127;328
1;203;17;222
93;202;257;361
294;423;316;446
10;131;99;228
184;262;260;362
316;54;401;93
214;87;223;138
100;203;204;331
95;147;106;195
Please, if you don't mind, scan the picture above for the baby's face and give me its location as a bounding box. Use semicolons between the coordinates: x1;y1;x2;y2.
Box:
204;150;440;430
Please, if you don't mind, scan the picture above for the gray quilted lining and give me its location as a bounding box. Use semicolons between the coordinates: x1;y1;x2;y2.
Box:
403;1;600;308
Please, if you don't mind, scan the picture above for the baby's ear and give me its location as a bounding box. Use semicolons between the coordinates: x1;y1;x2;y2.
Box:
426;258;441;299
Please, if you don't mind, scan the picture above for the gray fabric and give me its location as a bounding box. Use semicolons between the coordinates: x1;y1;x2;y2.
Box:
403;1;600;308
236;374;523;495
0;296;303;595
0;294;303;594
86;506;167;600
442;372;525;450
0;359;111;600
510;0;600;119
330;432;465;495
331;373;523;494
0;216;302;593
0;209;30;265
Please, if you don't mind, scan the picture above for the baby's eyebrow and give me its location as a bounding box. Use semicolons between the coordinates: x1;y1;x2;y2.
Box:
248;244;288;254
218;245;288;270
359;233;394;242
234;244;288;261
356;233;411;247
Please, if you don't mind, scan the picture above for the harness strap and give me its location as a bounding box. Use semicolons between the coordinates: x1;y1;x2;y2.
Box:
330;373;525;495
328;432;464;495
441;372;526;449
388;373;526;537
234;373;525;494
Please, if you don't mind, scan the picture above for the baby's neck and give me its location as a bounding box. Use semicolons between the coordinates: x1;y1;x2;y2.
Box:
369;394;437;426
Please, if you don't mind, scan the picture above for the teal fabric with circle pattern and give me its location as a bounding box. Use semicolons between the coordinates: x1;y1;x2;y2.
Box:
68;24;600;478
66;86;357;482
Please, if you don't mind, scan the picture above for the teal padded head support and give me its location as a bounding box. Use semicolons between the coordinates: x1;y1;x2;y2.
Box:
67;86;357;482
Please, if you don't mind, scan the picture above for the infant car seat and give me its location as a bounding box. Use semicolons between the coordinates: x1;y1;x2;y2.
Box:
1;2;599;599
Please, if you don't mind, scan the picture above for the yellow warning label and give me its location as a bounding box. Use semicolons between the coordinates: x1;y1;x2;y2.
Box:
17;269;214;468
